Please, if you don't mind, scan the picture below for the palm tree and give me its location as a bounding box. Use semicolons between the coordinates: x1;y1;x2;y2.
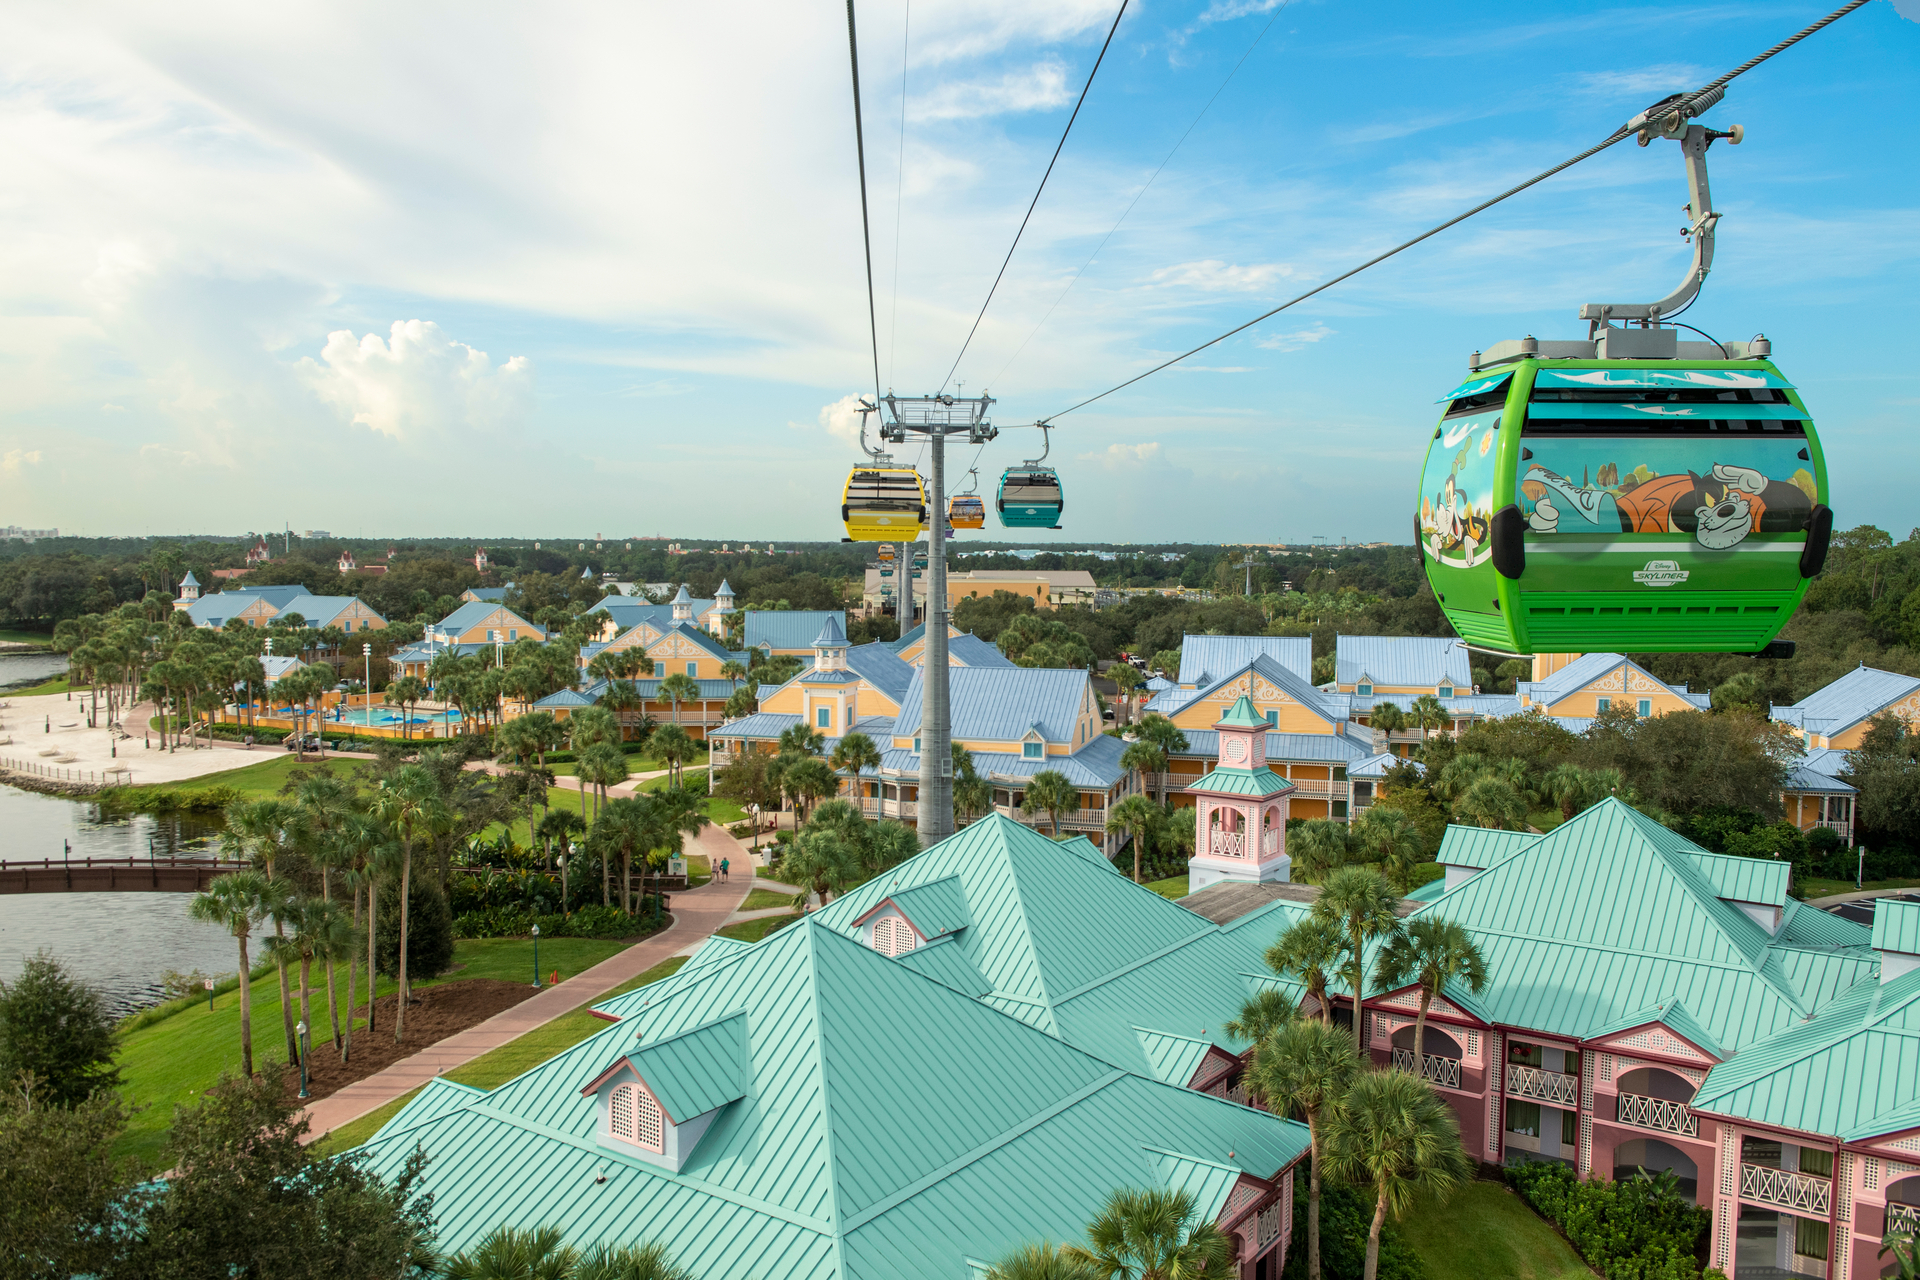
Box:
1134;715;1189;805
1021;769;1079;837
1375;917;1488;1077
189;871;270;1076
830;731;883;817
658;672;700;731
593;797;654;915
785;825;858;908
777;722;826;756
1322;1069;1473;1280
651;723;695;789
1368;700;1406;735
573;1240;694;1280
1245;1018;1360;1280
719;659;748;691
1289;818;1353;884
1107;663;1142;727
335;812;387;1057
1312;866;1404;1043
1062;1187;1234;1280
1223;987;1296;1051
385;675;427;740
370;765;442;1043
1407;693;1450;736
578;741;630;823
1265;916;1348;1024
984;1242;1099;1280
1457;775;1528;831
1350;807;1423;894
954;775;993;826
268;896;355;1058
1119;739;1167;806
1430;753;1487;806
1106;793;1161;884
784;756;837;823
441;1224;578;1280
1541;762;1600;824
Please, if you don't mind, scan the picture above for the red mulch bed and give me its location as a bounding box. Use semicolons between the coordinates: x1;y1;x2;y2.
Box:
279;979;540;1103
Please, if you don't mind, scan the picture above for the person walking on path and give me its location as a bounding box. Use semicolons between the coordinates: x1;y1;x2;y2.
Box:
720;857;730;883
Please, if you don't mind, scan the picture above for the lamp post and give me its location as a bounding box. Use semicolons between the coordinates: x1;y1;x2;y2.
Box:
750;803;761;859
295;1020;310;1098
531;923;541;988
363;642;372;728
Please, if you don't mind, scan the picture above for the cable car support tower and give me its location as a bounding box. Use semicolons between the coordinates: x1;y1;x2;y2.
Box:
872;392;997;846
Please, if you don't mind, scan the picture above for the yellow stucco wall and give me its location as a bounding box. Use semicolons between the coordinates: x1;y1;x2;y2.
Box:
445;606;543;645
1168;669;1338;736
1532;663;1697;718
643;630;729;680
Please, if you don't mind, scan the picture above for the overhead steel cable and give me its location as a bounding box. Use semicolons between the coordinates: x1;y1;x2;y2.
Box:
846;0;884;408
990;0;1293;390
1041;0;1871;423
939;0;1132;394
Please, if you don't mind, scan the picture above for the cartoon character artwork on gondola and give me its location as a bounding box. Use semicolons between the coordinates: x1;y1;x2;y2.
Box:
1517;439;1817;550
1419;409;1500;567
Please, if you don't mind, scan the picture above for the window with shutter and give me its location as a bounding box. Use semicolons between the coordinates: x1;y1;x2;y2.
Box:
633;1087;664;1152
610;1083;637;1142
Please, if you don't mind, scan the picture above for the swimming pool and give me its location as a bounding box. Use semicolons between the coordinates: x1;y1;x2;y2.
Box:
325;707;465;727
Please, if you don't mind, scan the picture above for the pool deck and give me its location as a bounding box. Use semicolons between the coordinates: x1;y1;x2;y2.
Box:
0;693;277;785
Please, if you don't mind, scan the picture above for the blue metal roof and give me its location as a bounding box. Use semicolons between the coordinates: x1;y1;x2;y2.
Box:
893;667;1092;744
1773;665;1920;739
1783;764;1857;794
974;735;1128;789
185;584;308;626
1169;730;1371;763
745;611;848;652
277;595;384;628
846;643;914;703
1336;636;1472;689
1178;636;1311;685
948;633;1015;668
433;599;538;636
715;712;804;740
533;688;595;708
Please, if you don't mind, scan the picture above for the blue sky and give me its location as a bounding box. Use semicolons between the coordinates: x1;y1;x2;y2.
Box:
0;0;1914;543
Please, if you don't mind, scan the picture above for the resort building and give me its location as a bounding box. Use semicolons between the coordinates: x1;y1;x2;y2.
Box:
1773;665;1920;751
428;600;546;646
183;585;311;629
860;567;1100;613
1333;635;1472;698
532;672;740;741
892;621;1015;669
357;815;1311;1280
586;586;723;643
1173;636;1311;688
742;609;848;658
245;536;270;566
273;595;387;635
1511;652;1711;725
461;586;511;603
171;570;202;611
714;622;1136;851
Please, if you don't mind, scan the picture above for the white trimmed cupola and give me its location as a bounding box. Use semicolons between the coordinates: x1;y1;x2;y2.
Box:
711;580;735;635
580;1012;747;1172
671;584;693;623
850;875;970;957
813;616;849;671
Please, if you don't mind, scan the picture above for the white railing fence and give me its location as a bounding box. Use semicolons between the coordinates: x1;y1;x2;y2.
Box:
1740;1163;1831;1216
1505;1063;1580;1107
1615;1092;1699;1137
1391;1047;1463;1089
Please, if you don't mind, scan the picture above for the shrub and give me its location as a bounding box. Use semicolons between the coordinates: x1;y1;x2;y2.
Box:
375;876;456;982
1279;1173;1426;1280
451;905;664;941
1507;1160;1710;1280
0;951;120;1106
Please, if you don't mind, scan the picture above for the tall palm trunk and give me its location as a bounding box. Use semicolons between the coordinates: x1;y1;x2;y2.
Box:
343;882;358;1062
1411;988;1434;1075
322;868;341;1049
1307;1113;1324;1280
275;920;298;1065
395;843;412;1043
622;848;631;915
237;931;255;1077
366;874;379;1035
1363;1176;1391;1280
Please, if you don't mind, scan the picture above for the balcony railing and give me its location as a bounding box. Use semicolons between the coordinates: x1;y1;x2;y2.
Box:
1614;1092;1698;1137
1391;1048;1462;1089
1891;1203;1920;1235
1814;819;1851;837
1740;1163;1831;1216
1505;1064;1580;1107
1213;831;1245;857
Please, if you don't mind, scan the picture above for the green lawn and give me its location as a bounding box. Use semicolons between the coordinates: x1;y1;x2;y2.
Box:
1798;876;1920;901
114;935;631;1166
0;628;54;647
312;955;690;1155
102;754;365;809
1145;875;1188;900
10;675;74;696
740;887;797;911
715;912;802;943
1398;1180;1592;1280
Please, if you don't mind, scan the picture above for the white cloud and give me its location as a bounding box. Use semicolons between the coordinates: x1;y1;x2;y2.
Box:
907;61;1071;123
2;449;43;476
1194;0;1288;26
1255;322;1335;352
1574;63;1710;100
1078;441;1161;468
812;393;874;448
1898;0;1920;22
1149;259;1294;292
298;321;532;442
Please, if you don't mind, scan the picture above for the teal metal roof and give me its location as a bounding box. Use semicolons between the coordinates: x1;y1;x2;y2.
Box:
682;935;754;974
1148;1147;1244;1216
894;936;994;997
1215;694;1267;729
1694;967;1920;1141
1420;800;1850;1050
888;876;971;940
1684;850;1791;907
1874;900;1920;956
1777;900;1873;951
617;1012;749;1121
813;814;1215;1037
1134;1028;1216;1087
1436;825;1537;869
359;912;1308;1279
1585;997;1724;1060
1186;766;1293;798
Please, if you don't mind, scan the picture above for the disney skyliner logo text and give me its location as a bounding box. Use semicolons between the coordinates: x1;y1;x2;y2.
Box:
1633;560;1691;587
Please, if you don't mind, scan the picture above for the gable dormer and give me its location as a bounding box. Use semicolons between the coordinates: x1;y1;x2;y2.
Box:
851;875;970;956
580;1012;747;1172
1020;725;1047;760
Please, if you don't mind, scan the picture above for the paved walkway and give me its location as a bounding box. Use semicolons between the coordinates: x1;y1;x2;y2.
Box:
298;820;756;1143
1807;886;1920;908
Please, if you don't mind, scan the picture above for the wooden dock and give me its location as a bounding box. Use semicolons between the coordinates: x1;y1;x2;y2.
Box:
0;856;250;894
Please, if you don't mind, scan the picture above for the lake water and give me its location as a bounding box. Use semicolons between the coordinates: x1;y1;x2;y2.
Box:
0;648;67;690
0;787;235;1017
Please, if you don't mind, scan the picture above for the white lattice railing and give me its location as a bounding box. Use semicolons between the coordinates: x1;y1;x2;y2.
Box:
1615;1092;1699;1138
1214;831;1245;857
1890;1202;1920;1235
1263;830;1280;855
1741;1163;1832;1216
1392;1048;1462;1089
1506;1064;1580;1107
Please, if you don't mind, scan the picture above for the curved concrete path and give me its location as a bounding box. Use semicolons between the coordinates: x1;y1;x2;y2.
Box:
299;820;755;1143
